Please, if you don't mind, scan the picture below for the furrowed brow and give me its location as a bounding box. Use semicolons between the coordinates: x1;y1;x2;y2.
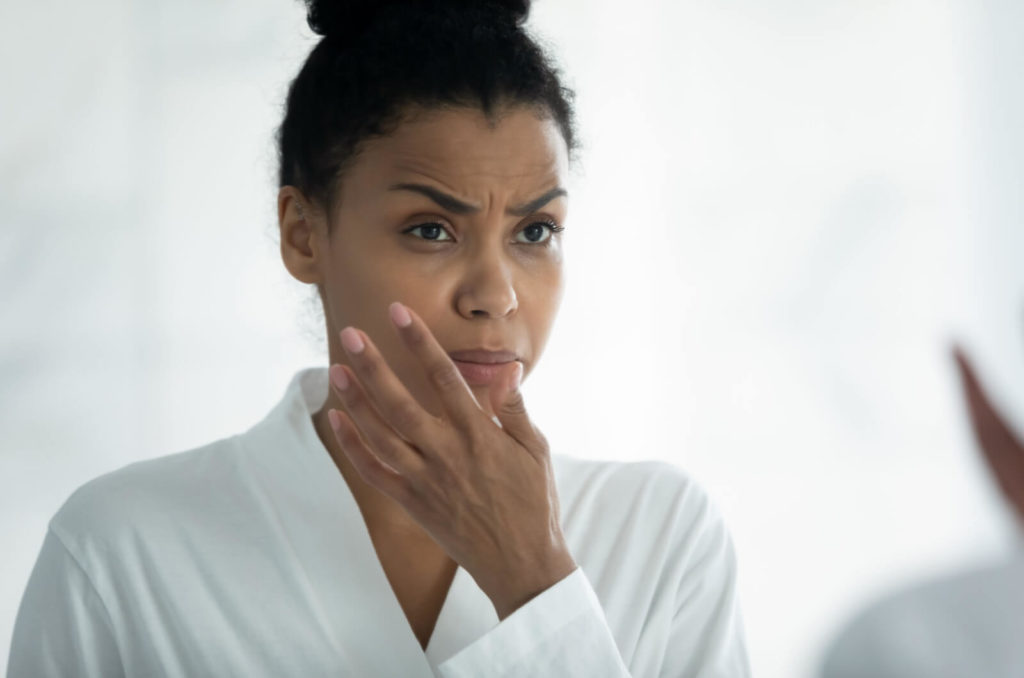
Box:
389;183;479;214
388;183;567;217
507;186;568;217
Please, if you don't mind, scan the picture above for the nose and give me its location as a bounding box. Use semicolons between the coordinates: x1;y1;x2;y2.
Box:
456;255;518;319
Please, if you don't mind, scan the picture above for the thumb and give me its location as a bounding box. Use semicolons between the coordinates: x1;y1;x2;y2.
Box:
490;362;532;444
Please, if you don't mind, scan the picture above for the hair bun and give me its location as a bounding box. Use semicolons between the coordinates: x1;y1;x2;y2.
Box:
304;0;531;40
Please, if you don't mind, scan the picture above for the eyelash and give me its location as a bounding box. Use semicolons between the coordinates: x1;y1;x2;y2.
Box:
402;219;565;246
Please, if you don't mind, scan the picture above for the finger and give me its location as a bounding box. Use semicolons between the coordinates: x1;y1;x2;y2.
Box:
327;407;414;504
338;325;443;450
952;344;1024;517
490;361;544;453
953;345;1022;452
330;363;427;478
387;302;488;432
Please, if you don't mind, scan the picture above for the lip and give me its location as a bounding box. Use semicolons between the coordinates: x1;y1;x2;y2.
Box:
447;349;518;364
452;359;518;386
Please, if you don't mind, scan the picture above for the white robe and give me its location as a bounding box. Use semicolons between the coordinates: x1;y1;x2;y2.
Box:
7;367;751;677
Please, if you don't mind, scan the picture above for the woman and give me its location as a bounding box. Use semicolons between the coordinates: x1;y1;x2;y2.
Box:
7;0;751;675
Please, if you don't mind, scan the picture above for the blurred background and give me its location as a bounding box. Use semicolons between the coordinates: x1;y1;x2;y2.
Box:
2;1;1022;676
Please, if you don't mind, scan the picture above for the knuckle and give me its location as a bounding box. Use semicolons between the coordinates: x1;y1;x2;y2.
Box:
340;425;363;449
362;456;407;493
505;397;528;416
406;325;430;350
465;424;493;455
349;451;375;482
428;360;462;390
363;460;393;488
392;400;423;432
424;460;456;495
342;399;368;425
358;356;380;380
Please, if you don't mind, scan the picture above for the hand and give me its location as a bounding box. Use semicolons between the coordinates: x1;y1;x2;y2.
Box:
326;302;577;620
953;343;1024;524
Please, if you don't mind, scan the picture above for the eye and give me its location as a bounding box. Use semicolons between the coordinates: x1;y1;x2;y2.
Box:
403;222;454;242
516;219;566;245
402;219;565;245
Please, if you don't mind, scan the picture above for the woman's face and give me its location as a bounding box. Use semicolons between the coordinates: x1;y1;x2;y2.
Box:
279;104;569;421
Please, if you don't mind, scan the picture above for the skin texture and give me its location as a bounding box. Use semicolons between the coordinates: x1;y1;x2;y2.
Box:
277;104;574;633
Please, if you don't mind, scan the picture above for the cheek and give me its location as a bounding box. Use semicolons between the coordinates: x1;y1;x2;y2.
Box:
523;265;564;307
337;259;424;318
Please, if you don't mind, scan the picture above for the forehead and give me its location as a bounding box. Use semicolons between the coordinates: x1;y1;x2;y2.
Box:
347;105;569;192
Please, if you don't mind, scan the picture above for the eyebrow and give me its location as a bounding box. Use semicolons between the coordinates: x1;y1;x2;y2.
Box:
388;182;567;217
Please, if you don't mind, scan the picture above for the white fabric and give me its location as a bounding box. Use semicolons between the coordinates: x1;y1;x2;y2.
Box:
7;367;751;677
819;551;1024;678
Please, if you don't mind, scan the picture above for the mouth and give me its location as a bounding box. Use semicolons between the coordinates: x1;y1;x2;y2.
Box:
447;349;518;364
452;359;519;386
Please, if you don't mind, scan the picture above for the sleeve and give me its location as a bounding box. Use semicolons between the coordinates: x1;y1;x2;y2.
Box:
436;566;632;678
436;476;752;678
6;527;125;678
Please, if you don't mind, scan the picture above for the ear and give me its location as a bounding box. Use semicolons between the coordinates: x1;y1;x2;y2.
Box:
953;344;1024;525
278;186;323;286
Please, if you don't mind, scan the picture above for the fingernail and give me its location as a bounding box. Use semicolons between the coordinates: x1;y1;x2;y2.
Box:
389;302;412;328
340;327;364;354
328;409;341;431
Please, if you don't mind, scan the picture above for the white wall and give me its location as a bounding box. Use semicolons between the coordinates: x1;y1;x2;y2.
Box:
2;1;1022;676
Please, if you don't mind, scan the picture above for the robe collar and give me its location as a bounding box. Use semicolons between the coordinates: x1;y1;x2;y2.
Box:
238;366;499;674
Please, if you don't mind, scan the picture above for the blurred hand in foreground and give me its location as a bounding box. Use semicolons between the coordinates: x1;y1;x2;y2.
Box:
952;343;1024;526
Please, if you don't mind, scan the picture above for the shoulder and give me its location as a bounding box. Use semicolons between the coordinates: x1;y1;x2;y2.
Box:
551;453;730;562
49;434;244;555
551;454;745;653
553;453;719;525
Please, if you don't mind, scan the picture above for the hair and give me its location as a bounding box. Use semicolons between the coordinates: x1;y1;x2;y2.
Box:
275;0;581;235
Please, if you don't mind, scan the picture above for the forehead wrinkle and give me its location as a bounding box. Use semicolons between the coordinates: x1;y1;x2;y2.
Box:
390;161;483;210
389;159;563;214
